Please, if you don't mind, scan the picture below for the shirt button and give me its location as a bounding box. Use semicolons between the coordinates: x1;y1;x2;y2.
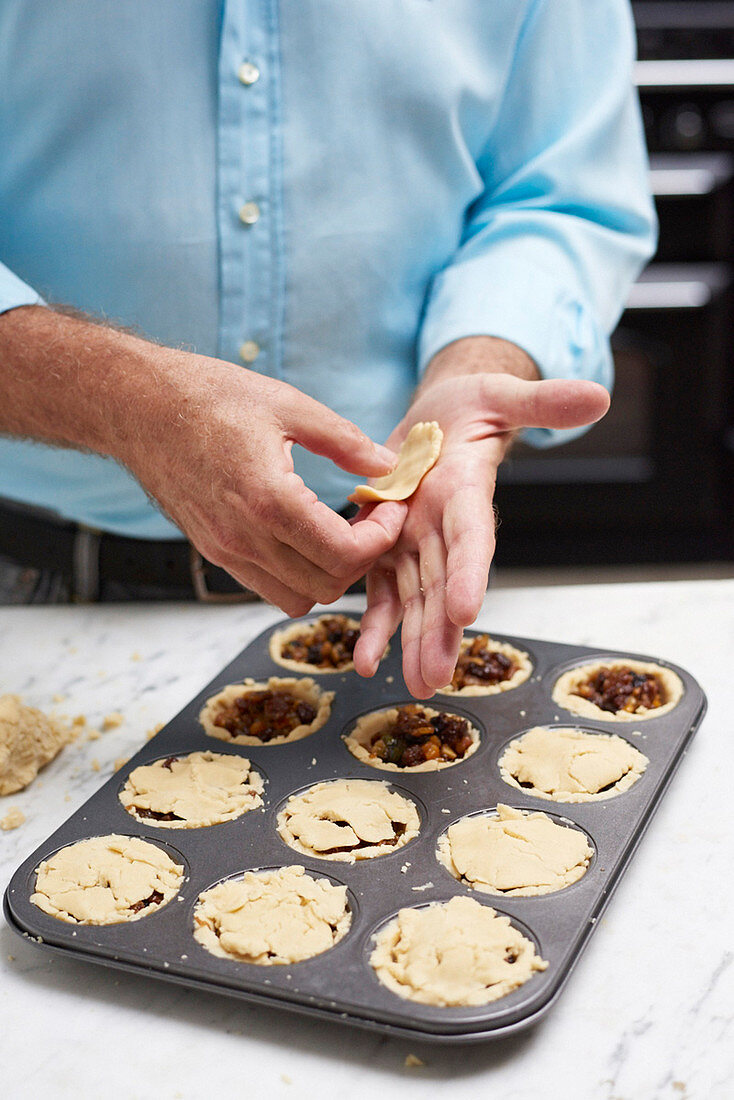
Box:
239;341;260;363
238;201;261;226
237;60;260;86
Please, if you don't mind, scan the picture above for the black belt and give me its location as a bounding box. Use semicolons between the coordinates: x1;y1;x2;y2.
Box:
0;499;252;602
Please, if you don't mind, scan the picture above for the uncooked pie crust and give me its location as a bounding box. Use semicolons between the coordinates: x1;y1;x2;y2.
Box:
437;804;593;896
370;895;547;1007
343;705;480;772
199;676;333;746
31;834;184;924
268;615;363;674
277;779;420;862
348;421;443;504
552;659;684;721
0;694;71;796
193;865;351;965
119;751;264;828
438;636;532;696
499;725;649;802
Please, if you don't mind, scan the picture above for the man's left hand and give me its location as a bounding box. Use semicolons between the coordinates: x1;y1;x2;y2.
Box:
352;366;609;697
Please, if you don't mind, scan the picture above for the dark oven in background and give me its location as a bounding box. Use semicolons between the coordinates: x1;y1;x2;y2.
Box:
495;1;734;568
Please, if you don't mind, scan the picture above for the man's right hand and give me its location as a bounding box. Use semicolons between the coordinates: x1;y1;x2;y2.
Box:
125;354;407;615
0;306;406;615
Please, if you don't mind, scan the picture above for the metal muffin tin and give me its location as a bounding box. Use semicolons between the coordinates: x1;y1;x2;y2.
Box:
4;614;707;1043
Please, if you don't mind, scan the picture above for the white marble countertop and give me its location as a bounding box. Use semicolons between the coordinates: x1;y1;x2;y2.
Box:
1;580;732;1100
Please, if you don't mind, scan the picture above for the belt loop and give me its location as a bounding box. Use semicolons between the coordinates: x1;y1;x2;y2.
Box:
72;525;102;602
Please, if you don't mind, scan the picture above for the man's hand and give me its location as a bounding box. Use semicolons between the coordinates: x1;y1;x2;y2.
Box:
353;360;609;697
126;356;407;616
0;306;405;615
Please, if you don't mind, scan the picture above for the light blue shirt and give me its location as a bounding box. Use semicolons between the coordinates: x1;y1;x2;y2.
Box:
0;0;655;539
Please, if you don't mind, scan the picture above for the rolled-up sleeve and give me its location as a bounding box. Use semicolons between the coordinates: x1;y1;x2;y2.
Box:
418;0;657;447
0;261;45;316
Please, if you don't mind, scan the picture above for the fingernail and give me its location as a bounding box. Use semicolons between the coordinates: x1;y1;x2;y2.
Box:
374;443;398;467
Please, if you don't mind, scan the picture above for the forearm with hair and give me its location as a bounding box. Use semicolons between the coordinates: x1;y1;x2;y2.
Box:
0;304;195;466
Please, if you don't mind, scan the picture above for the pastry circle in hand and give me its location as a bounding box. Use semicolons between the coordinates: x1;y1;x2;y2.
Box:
438;635;532;695
552;659;683;721
199;677;333;746
370;895;548;1007
344;703;480;771
499;725;648;802
119;751;264;828
269;614;363;673
193;865;351;965
348;421;443;504
31;834;184;924
437;804;593;897
277;779;420;862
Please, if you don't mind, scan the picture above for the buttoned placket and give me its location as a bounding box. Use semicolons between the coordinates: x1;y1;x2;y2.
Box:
216;1;283;378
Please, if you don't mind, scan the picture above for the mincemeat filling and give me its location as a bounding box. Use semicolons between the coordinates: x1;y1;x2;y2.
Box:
282;615;359;669
128;889;164;914
451;636;517;690
213;689;316;741
573;666;665;714
369;704;473;767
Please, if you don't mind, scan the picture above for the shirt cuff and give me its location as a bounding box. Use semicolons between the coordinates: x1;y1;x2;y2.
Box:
0;264;46;317
417;248;614;449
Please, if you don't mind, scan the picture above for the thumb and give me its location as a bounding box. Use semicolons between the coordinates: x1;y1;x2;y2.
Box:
278;388;397;476
480;376;610;432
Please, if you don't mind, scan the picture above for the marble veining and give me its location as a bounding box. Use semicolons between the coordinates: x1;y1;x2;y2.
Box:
1;581;732;1100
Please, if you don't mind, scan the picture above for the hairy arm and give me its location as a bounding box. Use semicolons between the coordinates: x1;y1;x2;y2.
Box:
0;305;405;613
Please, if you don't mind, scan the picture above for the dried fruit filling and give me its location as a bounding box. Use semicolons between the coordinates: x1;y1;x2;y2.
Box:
370;705;474;767
282;616;359;669
213;690;316;742
574;666;666;714
451;636;517;689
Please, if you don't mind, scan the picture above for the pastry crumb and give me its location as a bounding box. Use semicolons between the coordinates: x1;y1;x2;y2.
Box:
52;693;66;704
386;675;394;684
400;862;411;874
87;729;100;742
113;756;129;772
0;695;75;795
280;1075;292;1086
1;806;26;830
91;758;101;772
131;651;142;662
411;881;433;892
73;714;86;728
404;1054;424;1068
146;722;164;741
102;712;124;730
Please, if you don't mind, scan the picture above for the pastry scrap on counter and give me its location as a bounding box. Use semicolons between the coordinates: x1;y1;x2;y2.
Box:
269;614;363;673
119;750;264;828
199;676;333;746
552;658;683;721
437;804;593;896
348;420;443;504
370;895;547;1007
0;694;74;796
344;703;480;771
439;635;532;696
193;865;350;965
277;779;419;862
499;725;649;802
31;834;184;924
1;806;26;831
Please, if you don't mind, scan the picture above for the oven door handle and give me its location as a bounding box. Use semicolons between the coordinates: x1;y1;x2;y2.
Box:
650;165;732;197
626;280;713;310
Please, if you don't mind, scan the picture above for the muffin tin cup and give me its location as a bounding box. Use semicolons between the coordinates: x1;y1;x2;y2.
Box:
4;615;707;1042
